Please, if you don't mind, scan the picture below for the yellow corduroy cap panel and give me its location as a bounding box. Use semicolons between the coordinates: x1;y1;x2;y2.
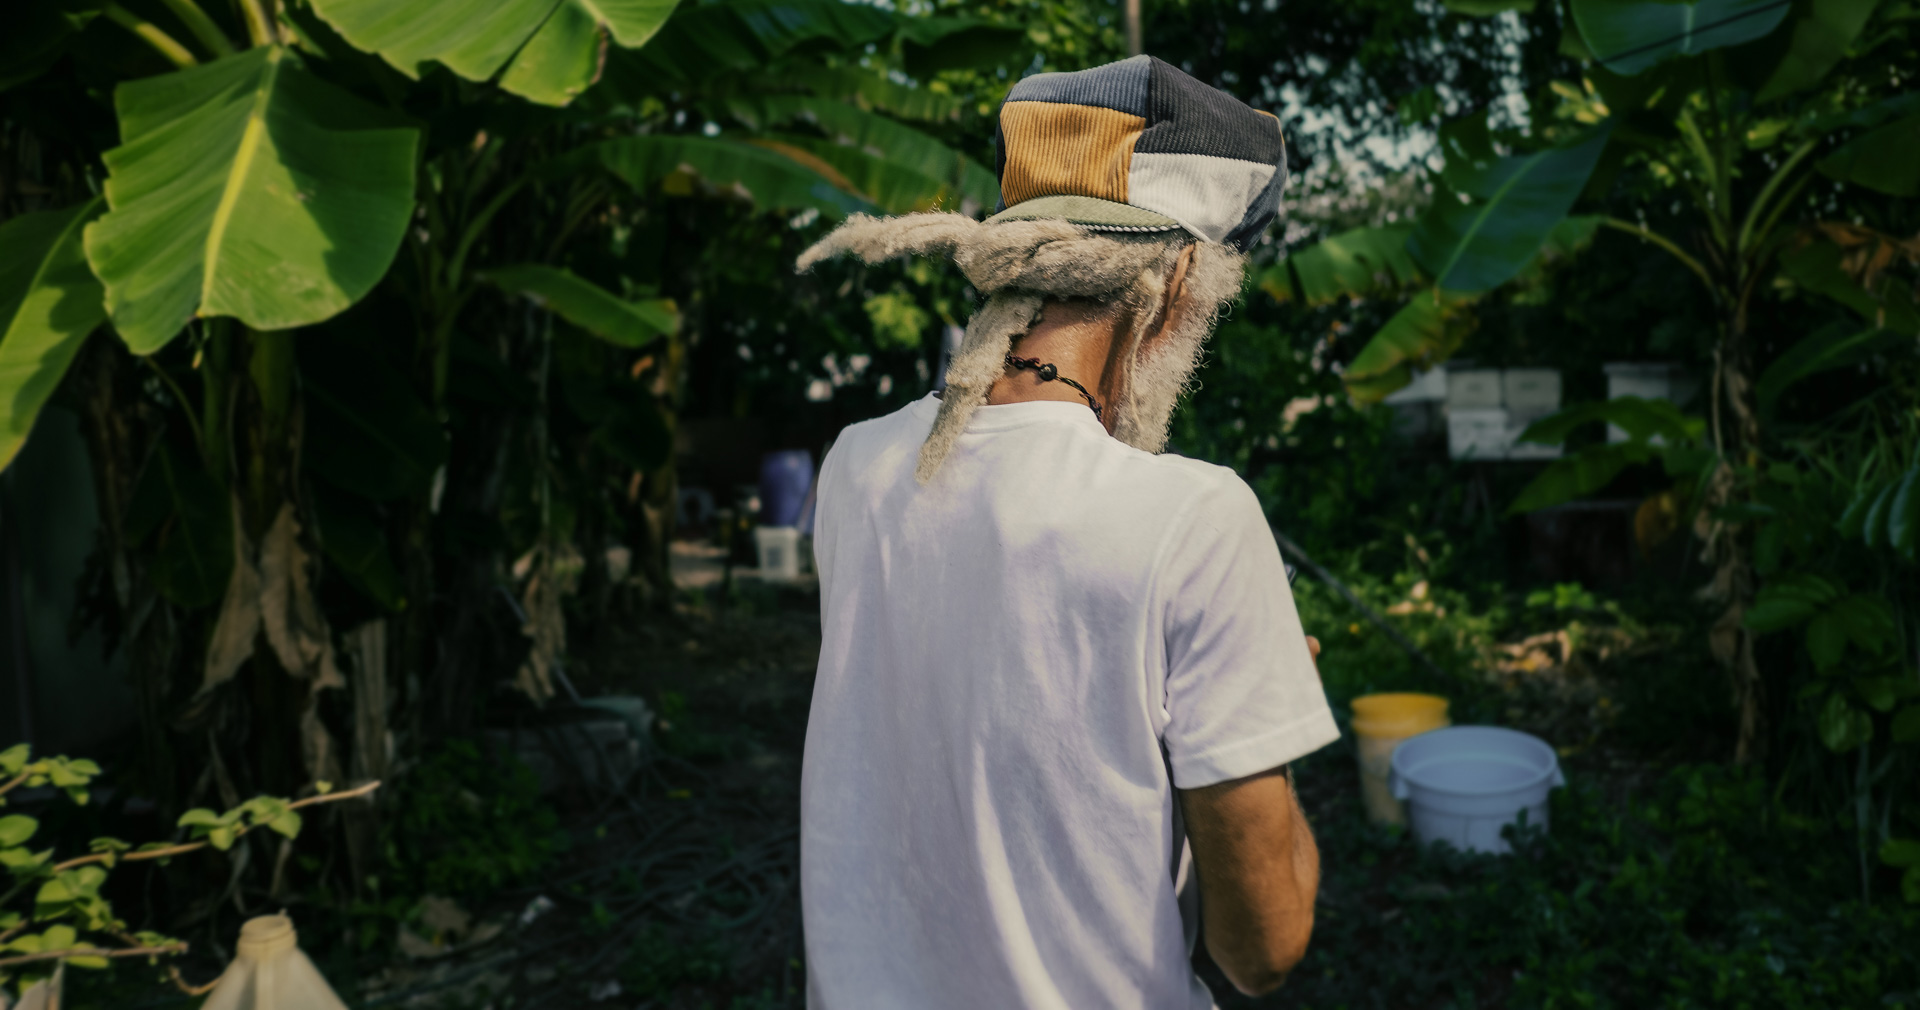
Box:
997;101;1145;207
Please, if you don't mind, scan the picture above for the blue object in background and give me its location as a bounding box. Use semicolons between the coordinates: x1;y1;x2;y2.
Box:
758;449;814;527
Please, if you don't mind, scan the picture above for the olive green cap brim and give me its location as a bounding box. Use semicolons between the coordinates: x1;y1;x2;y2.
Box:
985;194;1184;233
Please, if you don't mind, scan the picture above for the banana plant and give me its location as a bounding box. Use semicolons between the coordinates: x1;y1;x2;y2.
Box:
0;0;1022;896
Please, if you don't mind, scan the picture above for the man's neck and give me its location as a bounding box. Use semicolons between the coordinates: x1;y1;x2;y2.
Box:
985;301;1123;425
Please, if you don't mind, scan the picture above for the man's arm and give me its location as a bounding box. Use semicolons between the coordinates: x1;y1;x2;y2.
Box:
1176;636;1324;996
1178;763;1319;995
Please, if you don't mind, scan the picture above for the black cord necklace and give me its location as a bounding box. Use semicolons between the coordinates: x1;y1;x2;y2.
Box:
1005;355;1103;420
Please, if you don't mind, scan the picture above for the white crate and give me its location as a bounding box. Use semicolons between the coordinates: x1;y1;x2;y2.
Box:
1505;409;1564;460
1448;408;1512;460
1446;369;1503;410
1384;365;1449;404
1603;363;1698;443
1502;369;1562;413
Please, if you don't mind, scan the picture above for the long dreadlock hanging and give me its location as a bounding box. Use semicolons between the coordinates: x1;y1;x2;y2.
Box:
796;213;1246;483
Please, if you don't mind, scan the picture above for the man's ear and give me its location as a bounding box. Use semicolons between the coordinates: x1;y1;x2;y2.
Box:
1144;244;1201;354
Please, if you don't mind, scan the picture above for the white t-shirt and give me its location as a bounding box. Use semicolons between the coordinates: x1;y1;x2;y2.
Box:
802;393;1339;1010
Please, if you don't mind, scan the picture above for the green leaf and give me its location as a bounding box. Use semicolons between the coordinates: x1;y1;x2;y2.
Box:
897;16;1027;76
308;484;405;611
1818;692;1872;752
1777;240;1920;335
268;810;302;838
1755;0;1879;102
1745;572;1842;632
1888;466;1918;557
497;0;686;105
725;96;999;212
1805;611;1845;669
1882;838;1920;867
1341;295;1467;401
1515;396;1699;447
1262;226;1422;306
789;64;965;122
1571;0;1794;76
83;47;420;353
1756;322;1903;413
1862;479;1898;548
1856;676;1902;713
607;0;896;88
0;743;27;773
1837;479;1878;539
177;808;222;828
0;815;36;847
144;444;232;609
207;825;235;850
0;198;106;473
576;135;875;218
1893;706;1920;744
1818;113;1920;198
1507;443;1646;514
1408;123;1612;294
300;347;448;501
312;0;686;102
1831;592;1897;655
483;265;679;348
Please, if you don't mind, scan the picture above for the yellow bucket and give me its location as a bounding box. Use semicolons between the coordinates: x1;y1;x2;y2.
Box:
1351;693;1450;826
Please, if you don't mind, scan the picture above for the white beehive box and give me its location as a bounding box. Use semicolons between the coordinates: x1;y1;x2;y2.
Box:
1502;369;1562;414
1448;408;1512;460
1384;365;1448;404
1504;411;1564;460
1604;363;1699;443
1446;369;1503;410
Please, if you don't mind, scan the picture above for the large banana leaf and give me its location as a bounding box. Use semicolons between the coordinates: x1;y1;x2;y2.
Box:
1261;225;1421;306
1407;123;1611;294
1571;0;1793;75
725;97;998;212
575;135;875;217
611;0;895;87
1342;295;1470;403
482;264;679;348
0;198;104;472
83;47;418;354
894;17;1027;76
1818;113;1920;198
1778;240;1920;334
1755;0;1880;102
1756;322;1907;413
310;0;683;106
790;65;966;122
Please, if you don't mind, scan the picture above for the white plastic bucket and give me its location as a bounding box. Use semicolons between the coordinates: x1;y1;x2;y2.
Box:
1388;726;1565;855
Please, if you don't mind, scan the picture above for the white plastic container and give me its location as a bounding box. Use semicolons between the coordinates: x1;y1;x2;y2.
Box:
203;915;349;1010
1504;410;1564;461
1447;408;1511;460
1384;365;1448;404
1603;363;1699;443
1445;369;1503;410
1388;726;1565;855
1501;368;1562;413
753;525;803;579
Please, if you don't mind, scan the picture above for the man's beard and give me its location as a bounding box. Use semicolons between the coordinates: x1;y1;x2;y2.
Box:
1110;323;1207;454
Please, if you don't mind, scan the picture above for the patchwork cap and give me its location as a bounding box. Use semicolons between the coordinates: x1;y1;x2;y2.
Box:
988;55;1287;252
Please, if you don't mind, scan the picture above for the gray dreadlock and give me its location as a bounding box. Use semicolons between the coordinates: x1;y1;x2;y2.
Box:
796;213;1246;482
